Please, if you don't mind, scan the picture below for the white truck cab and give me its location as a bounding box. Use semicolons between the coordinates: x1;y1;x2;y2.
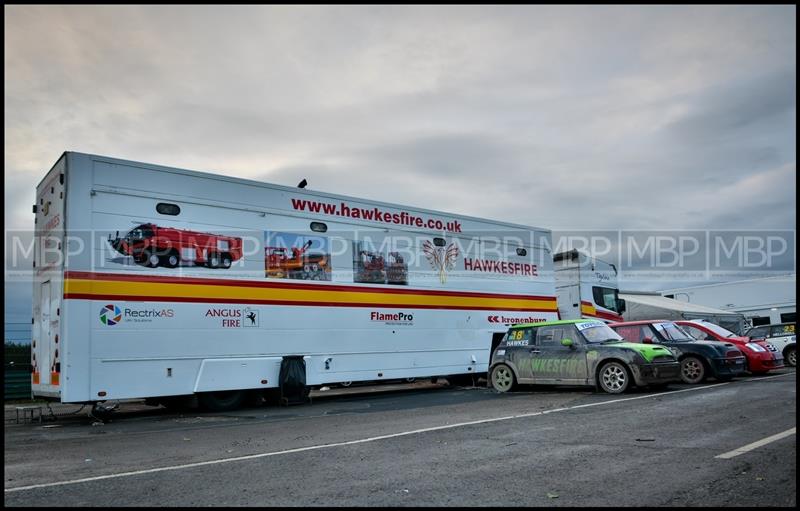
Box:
553;249;625;322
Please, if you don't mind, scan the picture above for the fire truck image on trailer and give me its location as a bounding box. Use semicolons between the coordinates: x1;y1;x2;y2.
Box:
31;152;559;412
266;240;330;280
109;223;243;269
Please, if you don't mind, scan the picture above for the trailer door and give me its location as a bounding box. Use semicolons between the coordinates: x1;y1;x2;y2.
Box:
36;281;53;386
32;153;67;396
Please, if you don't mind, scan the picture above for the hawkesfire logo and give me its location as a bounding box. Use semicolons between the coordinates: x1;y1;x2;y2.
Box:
99;304;122;326
422;239;459;284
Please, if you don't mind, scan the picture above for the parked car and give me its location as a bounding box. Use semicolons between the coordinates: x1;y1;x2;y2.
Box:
675;319;784;374
609;320;746;384
489;319;680;395
743;323;796;368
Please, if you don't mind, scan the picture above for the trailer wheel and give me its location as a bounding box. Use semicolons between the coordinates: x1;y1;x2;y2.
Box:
197;390;247;412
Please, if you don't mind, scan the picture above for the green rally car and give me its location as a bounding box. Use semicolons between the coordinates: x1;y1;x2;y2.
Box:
490;319;681;394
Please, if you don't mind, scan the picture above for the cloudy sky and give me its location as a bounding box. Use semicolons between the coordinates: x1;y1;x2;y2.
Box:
4;5;796;327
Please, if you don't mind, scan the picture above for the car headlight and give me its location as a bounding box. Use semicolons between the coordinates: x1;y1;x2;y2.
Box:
745;343;767;353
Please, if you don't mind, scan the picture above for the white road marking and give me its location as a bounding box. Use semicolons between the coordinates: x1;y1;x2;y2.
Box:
5;371;795;493
715;427;796;459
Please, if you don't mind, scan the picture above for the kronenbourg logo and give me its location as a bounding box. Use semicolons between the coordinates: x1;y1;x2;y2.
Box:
422;239;459;284
99;304;122;326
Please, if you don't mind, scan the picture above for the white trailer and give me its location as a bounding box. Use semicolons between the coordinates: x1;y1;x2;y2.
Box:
661;275;796;327
553;249;625;322
31;152;559;410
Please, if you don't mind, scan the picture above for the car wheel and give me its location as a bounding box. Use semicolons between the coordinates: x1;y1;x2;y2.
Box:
680;356;706;384
598;361;630;394
784;346;796;367
490;364;516;393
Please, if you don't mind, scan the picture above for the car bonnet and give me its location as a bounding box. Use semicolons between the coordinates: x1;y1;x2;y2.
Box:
603;342;675;362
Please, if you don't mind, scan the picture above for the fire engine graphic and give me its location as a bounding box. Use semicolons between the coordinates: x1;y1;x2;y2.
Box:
422;239;459;284
109;223;243;269
266;238;331;280
353;241;409;285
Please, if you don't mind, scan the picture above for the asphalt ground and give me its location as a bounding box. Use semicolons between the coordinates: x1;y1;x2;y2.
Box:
4;369;796;507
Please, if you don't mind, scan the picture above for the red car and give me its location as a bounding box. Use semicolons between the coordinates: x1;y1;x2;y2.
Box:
675;319;784;374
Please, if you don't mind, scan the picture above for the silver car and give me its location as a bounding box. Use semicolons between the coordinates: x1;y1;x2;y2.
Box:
744;323;796;367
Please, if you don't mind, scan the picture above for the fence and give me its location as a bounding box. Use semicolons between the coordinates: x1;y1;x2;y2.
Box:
5;343;32;401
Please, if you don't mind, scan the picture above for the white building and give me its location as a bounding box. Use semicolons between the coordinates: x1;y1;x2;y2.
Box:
660;274;796;327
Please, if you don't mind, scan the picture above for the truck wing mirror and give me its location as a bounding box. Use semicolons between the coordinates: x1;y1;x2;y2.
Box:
642;337;653;344
561;338;575;348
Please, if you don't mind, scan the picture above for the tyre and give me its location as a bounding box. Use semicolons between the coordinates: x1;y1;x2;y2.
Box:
784;346;796;367
162;250;180;269
136;249;160;268
221;253;232;269
197;390;247;412
158;395;194;411
206;252;220;268
490;364;516;393
146;249;161;268
339;381;353;388
598;361;630;394
404;377;416;383
680;356;707;384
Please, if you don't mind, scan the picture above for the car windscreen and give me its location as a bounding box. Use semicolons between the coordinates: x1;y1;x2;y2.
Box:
698;322;737;338
577;322;625;344
653;322;694;341
592;286;621;313
128;224;153;241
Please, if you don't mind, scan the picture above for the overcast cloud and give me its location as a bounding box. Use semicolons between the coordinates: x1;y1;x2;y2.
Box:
4;5;796;325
